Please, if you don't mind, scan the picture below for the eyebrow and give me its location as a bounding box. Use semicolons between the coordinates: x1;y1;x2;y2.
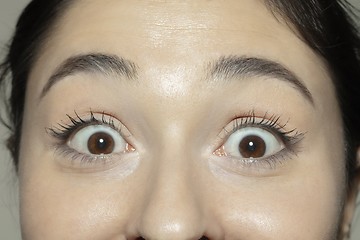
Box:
40;53;313;105
208;56;314;105
39;53;138;99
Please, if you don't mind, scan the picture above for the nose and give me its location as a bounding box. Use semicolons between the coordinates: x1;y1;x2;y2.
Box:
135;150;208;240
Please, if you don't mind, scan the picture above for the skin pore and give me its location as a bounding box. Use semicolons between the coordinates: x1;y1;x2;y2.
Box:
18;0;355;239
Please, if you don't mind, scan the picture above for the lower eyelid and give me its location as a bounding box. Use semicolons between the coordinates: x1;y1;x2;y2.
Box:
209;148;296;177
52;147;140;174
52;140;129;168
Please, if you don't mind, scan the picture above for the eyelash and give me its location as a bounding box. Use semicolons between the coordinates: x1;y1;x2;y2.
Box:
219;111;305;169
47;110;304;170
47;110;124;164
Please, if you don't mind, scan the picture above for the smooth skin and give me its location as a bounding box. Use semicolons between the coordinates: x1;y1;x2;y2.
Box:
19;0;360;239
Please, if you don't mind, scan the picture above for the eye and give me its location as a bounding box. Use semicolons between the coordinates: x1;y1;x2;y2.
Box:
223;127;284;159
70;125;126;155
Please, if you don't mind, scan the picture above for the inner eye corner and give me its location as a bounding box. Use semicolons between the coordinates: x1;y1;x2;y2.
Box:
213;145;227;157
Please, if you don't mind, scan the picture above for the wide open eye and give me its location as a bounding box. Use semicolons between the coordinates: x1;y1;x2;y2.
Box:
70;125;126;155
223;127;284;159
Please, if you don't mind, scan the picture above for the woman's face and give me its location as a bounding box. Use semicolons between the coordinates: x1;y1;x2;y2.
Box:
19;0;350;239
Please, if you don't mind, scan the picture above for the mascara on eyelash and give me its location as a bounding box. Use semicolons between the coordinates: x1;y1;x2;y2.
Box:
218;111;306;168
225;111;305;145
46;110;121;142
46;110;125;164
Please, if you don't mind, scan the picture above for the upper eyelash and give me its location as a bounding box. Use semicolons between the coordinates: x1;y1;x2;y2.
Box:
215;111;306;170
46;110;121;143
47;110;304;168
222;111;305;154
46;111;125;164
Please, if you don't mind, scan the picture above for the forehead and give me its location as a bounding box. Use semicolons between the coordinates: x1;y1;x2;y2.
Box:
29;0;333;109
37;0;327;72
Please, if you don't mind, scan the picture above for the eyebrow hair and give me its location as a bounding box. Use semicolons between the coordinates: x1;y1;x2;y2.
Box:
39;53;314;106
39;53;138;99
208;56;314;104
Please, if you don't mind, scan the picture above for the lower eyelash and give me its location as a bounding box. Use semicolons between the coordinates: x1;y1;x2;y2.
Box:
239;148;299;170
54;146;120;166
46;110;123;164
220;111;305;170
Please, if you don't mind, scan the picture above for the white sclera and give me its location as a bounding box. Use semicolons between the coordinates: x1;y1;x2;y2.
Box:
223;127;283;158
69;125;126;154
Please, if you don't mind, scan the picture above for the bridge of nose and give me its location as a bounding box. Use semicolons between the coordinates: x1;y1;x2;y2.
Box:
134;144;208;240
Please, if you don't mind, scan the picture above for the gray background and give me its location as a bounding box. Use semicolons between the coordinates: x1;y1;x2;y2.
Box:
1;0;360;239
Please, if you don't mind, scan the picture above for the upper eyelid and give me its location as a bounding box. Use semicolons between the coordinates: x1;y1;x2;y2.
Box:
220;114;286;138
46;111;128;141
217;113;305;150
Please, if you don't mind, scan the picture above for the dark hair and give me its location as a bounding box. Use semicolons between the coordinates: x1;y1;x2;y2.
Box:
0;0;73;170
264;0;360;188
1;0;360;184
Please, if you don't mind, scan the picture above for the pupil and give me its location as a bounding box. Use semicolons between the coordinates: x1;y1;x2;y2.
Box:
239;135;266;158
97;138;106;149
247;141;255;152
88;132;115;154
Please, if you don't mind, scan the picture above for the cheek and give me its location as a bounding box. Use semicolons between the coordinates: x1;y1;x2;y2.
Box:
207;126;346;239
209;169;344;239
19;163;138;239
18;120;133;239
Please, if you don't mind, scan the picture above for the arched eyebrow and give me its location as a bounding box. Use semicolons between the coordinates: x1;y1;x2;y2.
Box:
39;53;138;100
39;53;314;106
208;56;314;105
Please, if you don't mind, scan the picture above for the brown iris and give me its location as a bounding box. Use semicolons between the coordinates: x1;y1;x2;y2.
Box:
87;132;115;154
239;135;266;158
